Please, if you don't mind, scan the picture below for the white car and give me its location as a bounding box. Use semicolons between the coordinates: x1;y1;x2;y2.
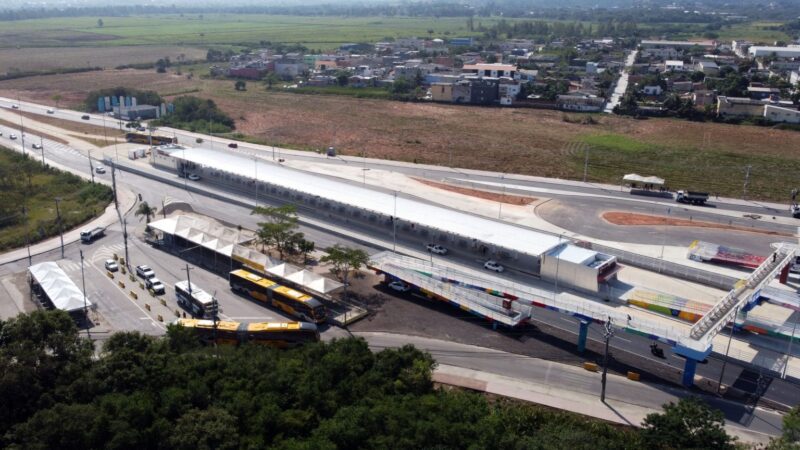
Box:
32;143;42;150
187;173;200;181
104;259;119;272
483;260;505;273
46;108;55;114
426;243;448;255
11;104;18;109
388;280;411;292
146;277;166;295
95;165;106;174
9;133;17;140
135;264;156;280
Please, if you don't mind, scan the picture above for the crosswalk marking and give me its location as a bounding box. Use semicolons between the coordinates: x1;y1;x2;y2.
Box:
91;243;125;263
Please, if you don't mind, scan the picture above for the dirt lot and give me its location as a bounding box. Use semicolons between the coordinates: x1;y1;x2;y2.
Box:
4;68;800;200
602;211;794;237
414;178;537;205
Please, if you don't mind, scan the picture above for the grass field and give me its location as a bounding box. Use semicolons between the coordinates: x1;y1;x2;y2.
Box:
2;68;800;202
0;14;485;51
0;46;207;73
0;146;113;251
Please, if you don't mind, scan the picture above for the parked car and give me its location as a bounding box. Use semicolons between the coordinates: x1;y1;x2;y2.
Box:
135;264;156;279
32;143;42;149
0;131;3;136
104;259;119;272
81;115;90;120
426;243;448;255
9;134;17;140
46;108;55;114
388;280;411;292
187;173;200;181
228;142;238;149
483;260;505;273
136;126;146;132
11;104;19;109
146;277;166;295
95;165;106;174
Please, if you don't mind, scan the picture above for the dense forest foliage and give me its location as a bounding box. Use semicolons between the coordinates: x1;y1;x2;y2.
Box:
2;310;780;449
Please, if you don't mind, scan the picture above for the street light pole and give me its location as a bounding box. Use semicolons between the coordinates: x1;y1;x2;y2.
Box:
80;250;91;340
39;136;45;166
600;318;615;403
254;156;259;208
498;173;505;219
122;218;130;269
393;191;397;252
54;197;65;259
88;150;95;183
23;205;32;266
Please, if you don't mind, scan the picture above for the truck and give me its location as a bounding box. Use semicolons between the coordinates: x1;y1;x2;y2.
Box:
676;190;709;205
80;227;105;243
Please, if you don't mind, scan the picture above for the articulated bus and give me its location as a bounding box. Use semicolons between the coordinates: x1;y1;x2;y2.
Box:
174;318;319;348
175;280;218;318
229;269;327;324
125;132;176;146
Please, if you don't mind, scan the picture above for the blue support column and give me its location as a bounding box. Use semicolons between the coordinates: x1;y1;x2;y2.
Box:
492;321;497;330
682;358;698;387
578;320;590;353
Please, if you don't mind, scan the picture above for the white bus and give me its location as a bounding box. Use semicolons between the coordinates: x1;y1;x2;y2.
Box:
175;280;218;318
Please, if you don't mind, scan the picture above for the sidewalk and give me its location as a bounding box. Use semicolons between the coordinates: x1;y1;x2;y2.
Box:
0;141;138;266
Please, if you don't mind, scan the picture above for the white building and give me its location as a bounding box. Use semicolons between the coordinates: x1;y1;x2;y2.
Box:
664;60;685;72
747;46;800;59
764;105;800;124
462;63;516;78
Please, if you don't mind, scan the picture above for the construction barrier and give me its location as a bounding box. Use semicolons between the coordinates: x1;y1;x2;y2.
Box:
121;267;126;275
130;291;138;300
139;282;144;290
149;289;155;297
157;315;163;322
107;271;114;279
129;274;136;282
627;372;640;381
119;257;125;266
160;299;166;306
583;362;598;372
145;303;150;311
175;309;181;317
118;281;125;289
113;253;118;261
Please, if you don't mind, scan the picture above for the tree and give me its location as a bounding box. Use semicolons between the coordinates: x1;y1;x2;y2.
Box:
298;238;315;264
641;397;735;450
51;94;62;109
234;80;246;91
320;245;370;298
251;205;299;258
135;201;157;224
335;70;351;86
264;72;281;90
96;18;103;27
768;405;800;449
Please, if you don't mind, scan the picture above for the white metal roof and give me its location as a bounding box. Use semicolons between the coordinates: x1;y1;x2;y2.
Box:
547;244;598;265
171;148;563;257
29;261;91;313
623;173;665;186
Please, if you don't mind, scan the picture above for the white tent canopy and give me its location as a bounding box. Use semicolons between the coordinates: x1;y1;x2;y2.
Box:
623;173;665;186
29;261;91;313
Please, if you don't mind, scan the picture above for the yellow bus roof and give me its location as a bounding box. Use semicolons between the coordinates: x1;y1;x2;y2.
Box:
247;322;304;332
230;269;278;288
272;285;313;302
176;318;240;331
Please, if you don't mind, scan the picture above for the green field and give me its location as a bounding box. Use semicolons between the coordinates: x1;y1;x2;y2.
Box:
0;147;113;251
0;14;488;51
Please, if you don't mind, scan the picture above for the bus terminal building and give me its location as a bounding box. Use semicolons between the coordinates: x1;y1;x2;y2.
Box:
152;146;619;295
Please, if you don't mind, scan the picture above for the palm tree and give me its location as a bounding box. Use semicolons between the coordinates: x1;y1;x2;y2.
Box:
135;201;157;223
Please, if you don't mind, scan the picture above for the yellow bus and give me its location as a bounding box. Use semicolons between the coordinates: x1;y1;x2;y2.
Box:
174;318;319;348
229;269;327;324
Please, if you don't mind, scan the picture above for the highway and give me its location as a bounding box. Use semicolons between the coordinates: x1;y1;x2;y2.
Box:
0;96;798;416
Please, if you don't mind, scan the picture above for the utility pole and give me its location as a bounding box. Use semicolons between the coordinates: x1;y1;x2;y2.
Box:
54;197;65;258
583;146;590;183
17;96;25;156
600;318;614;403
23;205;32;266
162;198;167;219
88;150;95;183
39;136;45;166
80;250;91;340
110;162;119;208
743;165;752;200
185;264;194;296
393;191;397;252
122;218;130;269
717;305;740;393
254;156;259;207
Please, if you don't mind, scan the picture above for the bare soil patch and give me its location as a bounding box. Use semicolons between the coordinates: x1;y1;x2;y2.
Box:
0;118;68;145
601;211;794;237
0;46;205;73
17;111;125;138
414;177;536;205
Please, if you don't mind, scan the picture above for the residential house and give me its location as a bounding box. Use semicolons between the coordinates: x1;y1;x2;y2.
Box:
586;62;599;74
692;90;717;108
747;86;781;100
764;104;800;123
462;63;516;78
664;60;685;72
314;60;339;71
556;94;605;112
748;46;800;58
449;37;473;46
732;40;752;58
468;77;499;105
274;59;308;78
640;40;715;51
641;47;679;60
430;82;454;102
452;80;471;103
516;69;538;82
498;78;521;105
696;60;719;76
716;96;766;118
671;81;694;93
641;85;663;96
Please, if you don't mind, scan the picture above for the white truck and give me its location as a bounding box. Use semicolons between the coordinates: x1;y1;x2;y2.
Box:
676;190;709;205
80;227;105;243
